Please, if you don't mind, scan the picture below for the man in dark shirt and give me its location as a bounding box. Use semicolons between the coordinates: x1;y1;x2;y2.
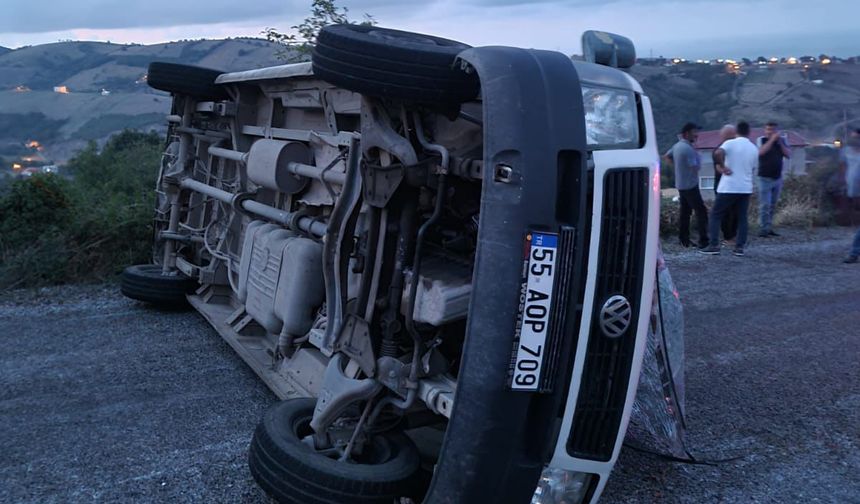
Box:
756;121;792;237
664;123;709;248
841;129;860;263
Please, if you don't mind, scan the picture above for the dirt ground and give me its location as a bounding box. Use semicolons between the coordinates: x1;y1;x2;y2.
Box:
1;226;858;503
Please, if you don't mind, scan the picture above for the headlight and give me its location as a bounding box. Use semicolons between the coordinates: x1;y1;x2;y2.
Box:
531;467;595;504
582;85;639;149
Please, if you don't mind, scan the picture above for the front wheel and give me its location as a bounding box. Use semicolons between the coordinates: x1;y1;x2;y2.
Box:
249;398;423;504
312;24;479;105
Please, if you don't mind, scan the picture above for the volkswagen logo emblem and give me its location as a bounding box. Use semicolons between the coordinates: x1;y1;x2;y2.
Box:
599;295;632;338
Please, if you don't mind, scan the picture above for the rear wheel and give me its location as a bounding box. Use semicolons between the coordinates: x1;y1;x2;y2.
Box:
120;264;195;306
249;398;423;504
312;24;479;105
146;62;226;100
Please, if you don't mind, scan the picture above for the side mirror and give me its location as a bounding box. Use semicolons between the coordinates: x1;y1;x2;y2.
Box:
581;30;636;69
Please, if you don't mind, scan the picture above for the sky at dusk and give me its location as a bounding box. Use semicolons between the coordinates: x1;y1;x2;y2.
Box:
2;0;858;59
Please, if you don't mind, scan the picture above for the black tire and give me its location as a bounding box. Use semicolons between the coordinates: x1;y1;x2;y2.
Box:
146;62;226;100
312;24;479;105
120;264;195;306
249;398;422;504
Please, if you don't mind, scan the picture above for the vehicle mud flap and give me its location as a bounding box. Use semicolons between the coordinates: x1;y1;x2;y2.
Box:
423;48;589;504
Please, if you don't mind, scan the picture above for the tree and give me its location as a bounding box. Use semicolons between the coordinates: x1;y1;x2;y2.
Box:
264;0;376;61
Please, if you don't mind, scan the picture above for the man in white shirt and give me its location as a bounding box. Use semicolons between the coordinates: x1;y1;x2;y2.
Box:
700;121;759;256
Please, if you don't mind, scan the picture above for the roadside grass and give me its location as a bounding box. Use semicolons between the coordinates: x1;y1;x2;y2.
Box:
0;130;160;289
772;197;817;228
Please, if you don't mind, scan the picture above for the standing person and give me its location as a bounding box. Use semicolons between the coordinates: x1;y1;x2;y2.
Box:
713;124;739;244
701;121;759;256
756;121;792;237
840;129;860;263
664;122;709;248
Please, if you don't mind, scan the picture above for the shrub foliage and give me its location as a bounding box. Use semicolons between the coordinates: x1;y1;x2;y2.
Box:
0;130;161;288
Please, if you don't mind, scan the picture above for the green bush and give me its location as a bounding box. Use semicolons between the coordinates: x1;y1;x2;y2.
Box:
0;174;75;287
0;130;161;288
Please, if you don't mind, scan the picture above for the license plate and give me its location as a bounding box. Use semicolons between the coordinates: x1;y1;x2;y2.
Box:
508;231;558;391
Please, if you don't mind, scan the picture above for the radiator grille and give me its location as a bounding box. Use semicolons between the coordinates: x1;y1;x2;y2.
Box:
567;168;649;461
539;226;576;392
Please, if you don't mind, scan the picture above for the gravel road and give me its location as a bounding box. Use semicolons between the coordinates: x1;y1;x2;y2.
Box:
604;227;860;503
1;227;858;503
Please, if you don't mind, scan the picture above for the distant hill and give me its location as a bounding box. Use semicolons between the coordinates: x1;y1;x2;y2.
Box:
0;38;286;165
3;39;859;168
631;62;860;150
0;38;283;92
